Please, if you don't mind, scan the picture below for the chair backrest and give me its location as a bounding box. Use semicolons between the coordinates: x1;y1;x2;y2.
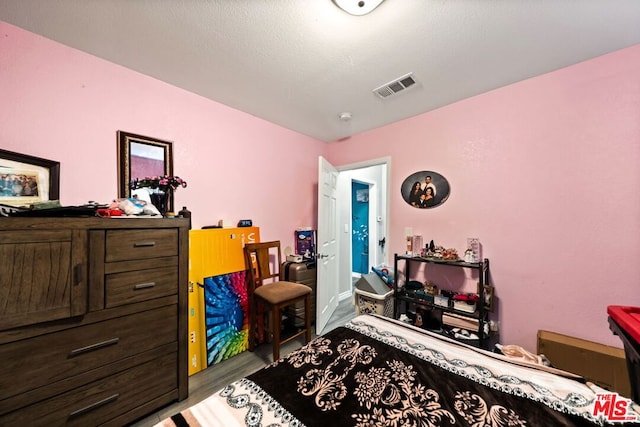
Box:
243;241;283;289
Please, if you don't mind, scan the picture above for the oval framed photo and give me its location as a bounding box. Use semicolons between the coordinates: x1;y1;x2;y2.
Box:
401;170;450;209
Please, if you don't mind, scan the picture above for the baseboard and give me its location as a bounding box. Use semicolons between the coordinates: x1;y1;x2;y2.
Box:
340;290;354;302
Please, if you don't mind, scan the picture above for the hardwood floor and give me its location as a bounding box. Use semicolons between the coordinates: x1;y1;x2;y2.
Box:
131;297;356;426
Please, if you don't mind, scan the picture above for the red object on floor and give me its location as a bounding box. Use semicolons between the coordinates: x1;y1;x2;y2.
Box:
607;306;640;344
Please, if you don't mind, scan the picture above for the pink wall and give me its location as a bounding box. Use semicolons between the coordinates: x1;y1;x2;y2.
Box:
327;45;640;351
0;21;325;248
2;21;639;352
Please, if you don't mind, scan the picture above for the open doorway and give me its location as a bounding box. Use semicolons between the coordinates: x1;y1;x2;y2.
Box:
336;158;390;300
351;180;370;277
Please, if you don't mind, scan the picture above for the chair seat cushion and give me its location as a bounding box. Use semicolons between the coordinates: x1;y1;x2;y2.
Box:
255;281;311;305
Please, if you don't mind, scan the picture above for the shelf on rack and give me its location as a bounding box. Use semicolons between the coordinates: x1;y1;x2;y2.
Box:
397;293;482;318
395;254;488;269
399;320;488;348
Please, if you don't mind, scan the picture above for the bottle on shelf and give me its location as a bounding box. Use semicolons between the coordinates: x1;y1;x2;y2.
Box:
412;235;423;256
178;206;192;229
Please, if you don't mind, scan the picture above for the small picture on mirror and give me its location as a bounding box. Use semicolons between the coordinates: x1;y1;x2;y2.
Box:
400;170;450;209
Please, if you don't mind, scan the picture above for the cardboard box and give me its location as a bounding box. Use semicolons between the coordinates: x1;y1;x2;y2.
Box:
434;295;449;308
295;229;316;261
189;227;260;278
453;300;476;313
188;226;260;373
187;281;205;376
537;330;631;397
443;312;479;330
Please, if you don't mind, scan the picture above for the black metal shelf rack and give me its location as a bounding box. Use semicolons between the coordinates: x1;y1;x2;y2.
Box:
393;254;491;349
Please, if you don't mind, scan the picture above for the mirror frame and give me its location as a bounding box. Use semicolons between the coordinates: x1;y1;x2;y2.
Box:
117;130;174;210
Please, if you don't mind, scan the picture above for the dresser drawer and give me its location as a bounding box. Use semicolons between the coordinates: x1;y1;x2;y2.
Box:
1;351;177;427
0;305;176;402
106;265;178;308
105;229;178;262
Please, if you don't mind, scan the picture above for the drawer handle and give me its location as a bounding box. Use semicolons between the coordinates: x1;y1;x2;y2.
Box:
134;282;156;290
74;264;83;286
134;241;156;248
69;393;119;417
69;338;119;357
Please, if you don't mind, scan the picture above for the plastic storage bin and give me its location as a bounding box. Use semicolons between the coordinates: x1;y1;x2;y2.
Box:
607;305;640;403
354;288;394;317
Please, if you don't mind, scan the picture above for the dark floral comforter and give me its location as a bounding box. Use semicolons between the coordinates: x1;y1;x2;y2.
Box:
158;315;638;427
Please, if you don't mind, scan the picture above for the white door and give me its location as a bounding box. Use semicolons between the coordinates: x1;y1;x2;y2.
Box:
316;156;339;334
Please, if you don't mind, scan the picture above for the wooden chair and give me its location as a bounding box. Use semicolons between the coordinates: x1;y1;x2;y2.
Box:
243;241;312;361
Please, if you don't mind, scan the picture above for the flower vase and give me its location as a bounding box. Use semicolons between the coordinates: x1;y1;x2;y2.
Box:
149;192;170;216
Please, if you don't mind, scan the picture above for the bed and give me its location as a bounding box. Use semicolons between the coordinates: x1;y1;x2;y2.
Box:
157;314;638;426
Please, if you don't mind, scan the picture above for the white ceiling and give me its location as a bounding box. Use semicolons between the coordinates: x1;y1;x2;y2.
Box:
1;0;640;142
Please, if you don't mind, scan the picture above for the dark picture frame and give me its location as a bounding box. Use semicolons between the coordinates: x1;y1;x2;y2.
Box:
0;149;60;207
117;131;174;210
478;283;495;312
401;170;450;209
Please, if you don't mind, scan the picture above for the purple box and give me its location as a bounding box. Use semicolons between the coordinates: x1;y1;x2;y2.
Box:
295;229;316;261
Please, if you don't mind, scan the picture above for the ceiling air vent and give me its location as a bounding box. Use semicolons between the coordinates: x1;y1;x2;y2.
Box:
373;73;417;99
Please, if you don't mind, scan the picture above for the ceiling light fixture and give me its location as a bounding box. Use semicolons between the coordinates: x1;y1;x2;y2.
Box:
332;0;385;16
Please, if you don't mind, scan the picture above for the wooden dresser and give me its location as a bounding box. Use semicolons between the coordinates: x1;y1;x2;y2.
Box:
0;217;189;426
